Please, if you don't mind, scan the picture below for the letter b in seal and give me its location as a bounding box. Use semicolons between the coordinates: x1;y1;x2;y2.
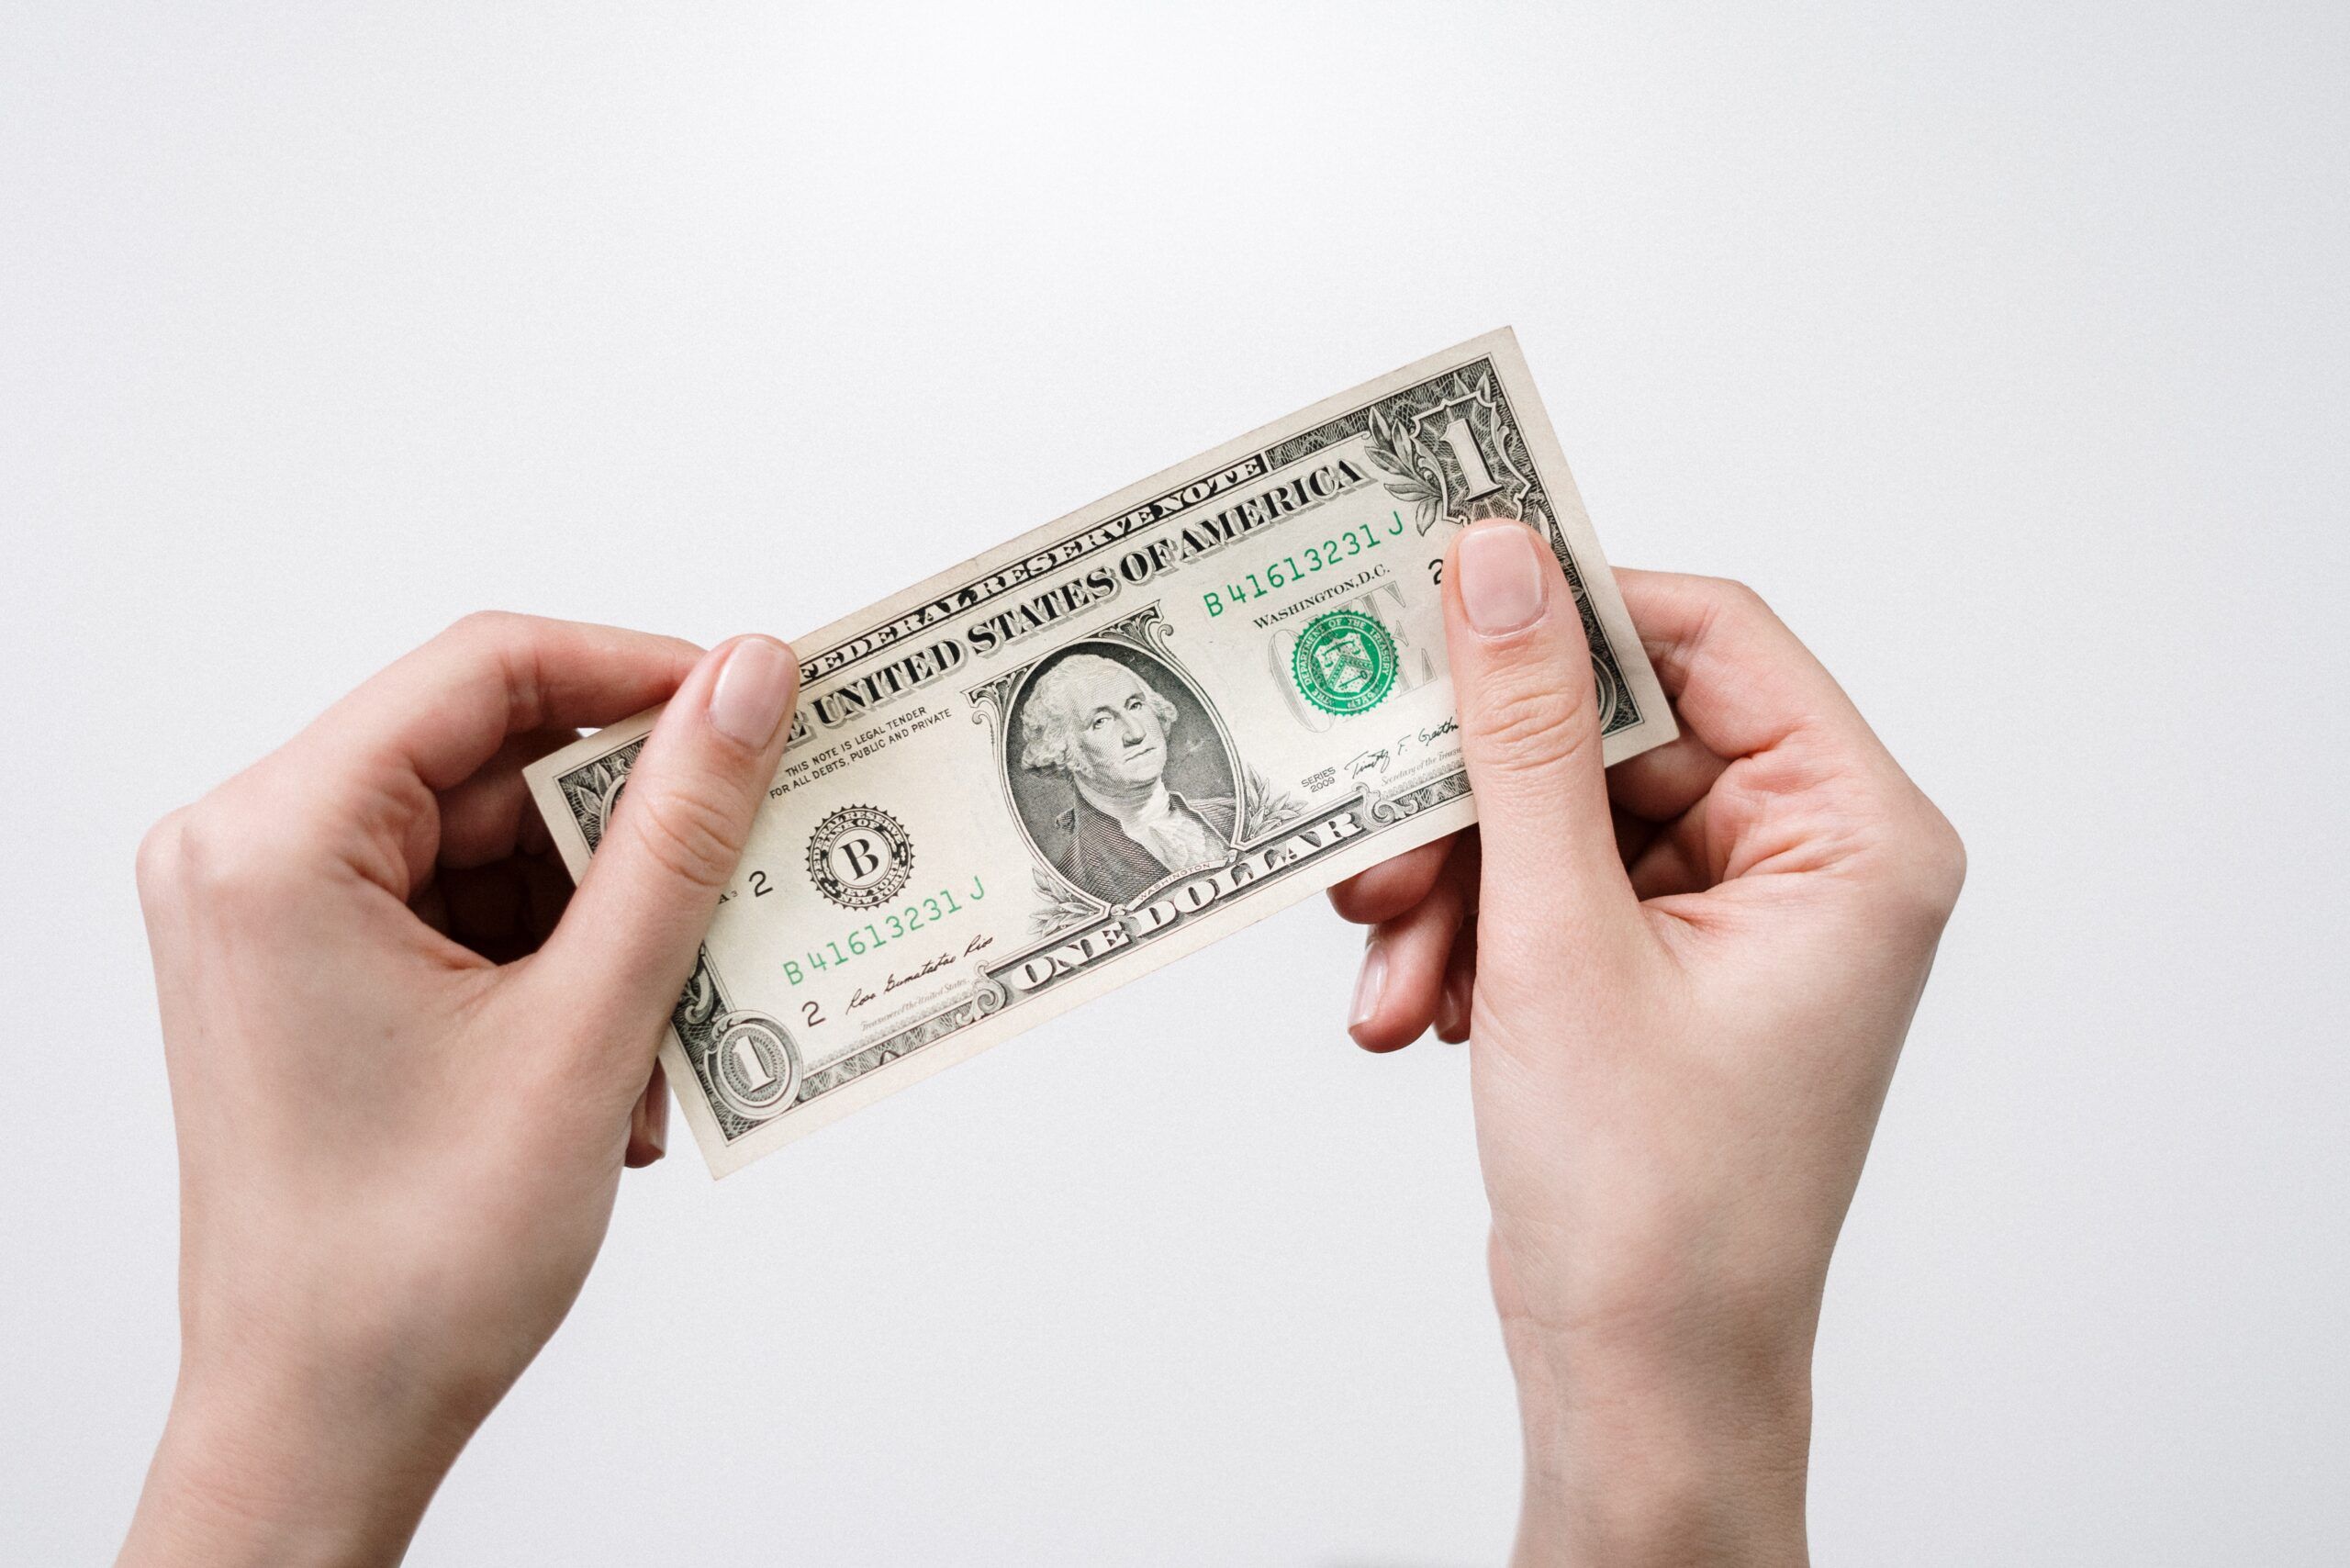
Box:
806;804;914;909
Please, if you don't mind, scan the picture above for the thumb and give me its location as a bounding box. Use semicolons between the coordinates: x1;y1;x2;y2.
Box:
538;634;799;1058
1444;520;1638;935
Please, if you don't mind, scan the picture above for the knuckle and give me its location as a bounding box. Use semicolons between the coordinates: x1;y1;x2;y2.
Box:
441;609;533;647
624;782;746;890
133;809;191;902
1702;575;1772;620
1469;678;1594;777
1912;803;1968;912
1876;796;1967;932
181;814;275;905
165;773;340;916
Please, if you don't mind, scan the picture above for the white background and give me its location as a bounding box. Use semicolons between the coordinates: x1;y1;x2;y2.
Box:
5;3;2345;1562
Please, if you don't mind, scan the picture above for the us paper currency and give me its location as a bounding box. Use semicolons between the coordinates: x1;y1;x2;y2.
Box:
527;330;1674;1175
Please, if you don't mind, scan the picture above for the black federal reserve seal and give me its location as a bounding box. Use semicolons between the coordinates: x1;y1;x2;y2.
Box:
806;804;914;909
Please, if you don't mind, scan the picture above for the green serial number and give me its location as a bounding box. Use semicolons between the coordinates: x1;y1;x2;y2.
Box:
1202;513;1405;618
781;876;987;986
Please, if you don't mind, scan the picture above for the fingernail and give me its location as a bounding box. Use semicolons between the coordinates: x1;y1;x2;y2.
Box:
1349;942;1388;1033
645;1091;667;1159
1457;522;1547;636
708;637;796;748
1437;973;1467;1039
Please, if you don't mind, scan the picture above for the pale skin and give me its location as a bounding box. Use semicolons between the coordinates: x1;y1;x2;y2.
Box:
119;525;1960;1566
119;616;803;1566
1331;521;1964;1565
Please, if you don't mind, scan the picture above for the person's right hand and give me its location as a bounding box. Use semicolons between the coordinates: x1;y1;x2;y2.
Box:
1331;521;1964;1565
119;614;799;1568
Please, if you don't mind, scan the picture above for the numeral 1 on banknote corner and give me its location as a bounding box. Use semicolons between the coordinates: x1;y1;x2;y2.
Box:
1437;414;1505;505
707;1013;802;1123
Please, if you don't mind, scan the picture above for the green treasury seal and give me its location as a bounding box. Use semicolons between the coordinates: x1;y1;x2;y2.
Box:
1291;608;1398;717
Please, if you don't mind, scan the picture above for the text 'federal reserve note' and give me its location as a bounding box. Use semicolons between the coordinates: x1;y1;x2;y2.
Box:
527;329;1673;1176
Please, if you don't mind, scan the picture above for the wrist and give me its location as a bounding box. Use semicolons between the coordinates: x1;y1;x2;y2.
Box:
118;1362;476;1568
1511;1332;1813;1567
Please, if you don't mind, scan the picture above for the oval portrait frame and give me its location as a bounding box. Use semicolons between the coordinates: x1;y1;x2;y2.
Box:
995;628;1247;913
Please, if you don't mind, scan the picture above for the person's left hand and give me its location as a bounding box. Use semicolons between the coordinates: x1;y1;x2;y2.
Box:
118;613;800;1568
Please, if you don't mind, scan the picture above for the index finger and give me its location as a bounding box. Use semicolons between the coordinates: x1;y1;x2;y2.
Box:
1327;834;1455;925
1616;570;1882;764
298;611;704;791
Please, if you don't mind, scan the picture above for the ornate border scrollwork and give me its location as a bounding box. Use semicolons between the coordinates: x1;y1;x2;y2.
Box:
1367;768;1473;826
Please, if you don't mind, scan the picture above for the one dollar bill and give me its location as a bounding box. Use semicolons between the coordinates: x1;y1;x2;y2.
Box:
527;330;1674;1176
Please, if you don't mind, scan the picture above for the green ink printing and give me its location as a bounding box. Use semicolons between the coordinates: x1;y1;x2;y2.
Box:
1291;609;1398;717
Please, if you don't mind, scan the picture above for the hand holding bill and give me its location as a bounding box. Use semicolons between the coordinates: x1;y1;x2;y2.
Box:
1334;521;1965;1564
118;616;798;1567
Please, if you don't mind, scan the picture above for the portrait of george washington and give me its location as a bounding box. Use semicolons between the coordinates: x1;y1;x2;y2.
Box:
1005;644;1239;908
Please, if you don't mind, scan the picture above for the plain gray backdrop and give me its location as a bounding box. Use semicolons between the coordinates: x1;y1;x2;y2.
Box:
6;2;2344;1562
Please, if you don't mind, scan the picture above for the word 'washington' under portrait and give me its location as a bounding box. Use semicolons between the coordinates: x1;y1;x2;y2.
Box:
1007;644;1239;908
